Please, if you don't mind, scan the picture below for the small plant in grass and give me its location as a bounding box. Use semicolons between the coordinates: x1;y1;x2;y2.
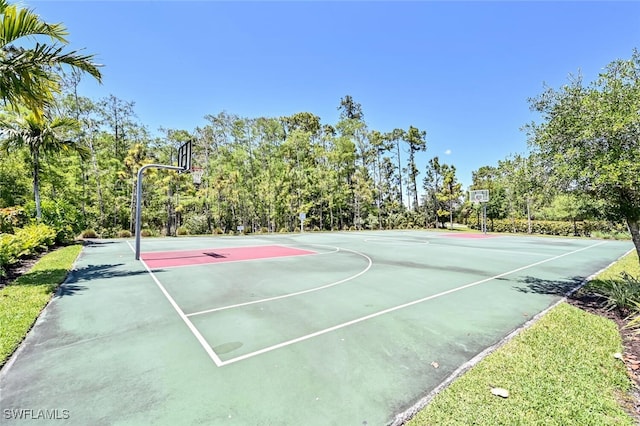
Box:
117;230;132;238
176;227;188;236
583;252;640;315
624;301;640;332
588;273;640;315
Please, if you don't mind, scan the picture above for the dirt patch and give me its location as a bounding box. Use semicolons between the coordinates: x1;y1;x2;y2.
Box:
567;293;640;421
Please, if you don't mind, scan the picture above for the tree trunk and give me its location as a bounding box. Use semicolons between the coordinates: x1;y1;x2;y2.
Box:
88;138;105;226
396;141;403;208
32;151;42;221
627;219;640;263
449;197;453;230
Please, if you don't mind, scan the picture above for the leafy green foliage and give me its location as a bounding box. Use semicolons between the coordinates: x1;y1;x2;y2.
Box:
0;0;101;116
25;198;83;243
527;50;640;262
0;206;27;232
588;273;640;314
0;223;56;277
467;217;627;237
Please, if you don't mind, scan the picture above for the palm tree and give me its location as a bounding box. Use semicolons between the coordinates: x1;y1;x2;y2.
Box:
0;0;102;116
0;110;87;219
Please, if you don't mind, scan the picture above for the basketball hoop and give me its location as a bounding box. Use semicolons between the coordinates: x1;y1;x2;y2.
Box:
469;189;489;204
191;167;204;185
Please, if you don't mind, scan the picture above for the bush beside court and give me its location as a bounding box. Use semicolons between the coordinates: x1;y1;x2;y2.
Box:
0;223;57;278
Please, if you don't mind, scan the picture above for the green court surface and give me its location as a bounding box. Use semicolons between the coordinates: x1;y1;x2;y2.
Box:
0;231;632;425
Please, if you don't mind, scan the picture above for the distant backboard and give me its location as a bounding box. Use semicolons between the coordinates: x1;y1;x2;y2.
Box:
469;189;489;204
177;140;192;172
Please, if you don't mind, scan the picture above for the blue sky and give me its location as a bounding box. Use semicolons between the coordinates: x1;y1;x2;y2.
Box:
29;1;640;188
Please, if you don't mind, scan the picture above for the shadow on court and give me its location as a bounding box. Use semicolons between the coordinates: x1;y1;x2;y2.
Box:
0;234;633;426
515;275;584;296
69;263;149;282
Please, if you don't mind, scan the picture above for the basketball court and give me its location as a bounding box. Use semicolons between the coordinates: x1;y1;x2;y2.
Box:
0;230;632;425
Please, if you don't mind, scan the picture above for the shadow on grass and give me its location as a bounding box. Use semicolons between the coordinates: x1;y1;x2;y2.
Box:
514;275;584;296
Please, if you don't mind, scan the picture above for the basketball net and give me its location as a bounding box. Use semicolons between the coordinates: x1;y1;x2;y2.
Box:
191;167;204;185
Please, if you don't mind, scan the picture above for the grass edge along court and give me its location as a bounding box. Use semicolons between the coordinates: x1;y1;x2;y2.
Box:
0;244;82;367
0;233;636;424
404;250;639;425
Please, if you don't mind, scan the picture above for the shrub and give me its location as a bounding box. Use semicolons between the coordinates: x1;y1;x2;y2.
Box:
467;217;629;238
176;227;189;236
80;229;99;238
0;207;27;233
140;229;154;237
25;199;83;244
183;214;209;235
0;224;57;277
588;272;640;315
212;227;223;235
117;230;132;238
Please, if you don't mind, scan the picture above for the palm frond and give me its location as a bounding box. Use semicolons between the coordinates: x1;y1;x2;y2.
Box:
0;1;67;47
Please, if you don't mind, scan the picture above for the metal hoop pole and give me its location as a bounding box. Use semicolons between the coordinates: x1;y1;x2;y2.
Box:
135;164;185;260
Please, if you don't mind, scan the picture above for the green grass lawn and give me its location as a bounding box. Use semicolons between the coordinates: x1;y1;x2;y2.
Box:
590;250;640;281
0;245;82;367
407;250;640;426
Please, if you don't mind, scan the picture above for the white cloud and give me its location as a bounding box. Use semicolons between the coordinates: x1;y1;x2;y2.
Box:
444;149;452;155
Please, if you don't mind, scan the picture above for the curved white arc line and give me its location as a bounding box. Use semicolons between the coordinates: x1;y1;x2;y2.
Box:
125;241;223;366
186;246;372;317
218;240;608;366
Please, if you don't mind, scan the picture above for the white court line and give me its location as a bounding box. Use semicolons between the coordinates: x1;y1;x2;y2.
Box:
363;238;430;245
126;241;224;367
186;245;370;317
217;240;607;366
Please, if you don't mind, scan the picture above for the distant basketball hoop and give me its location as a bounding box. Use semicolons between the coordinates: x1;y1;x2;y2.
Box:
469;189;489;234
469;189;489;204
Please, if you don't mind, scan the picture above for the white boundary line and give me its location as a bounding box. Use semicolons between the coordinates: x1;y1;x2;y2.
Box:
363;238;430;245
217;240;607;366
126;241;224;367
131;238;607;368
186;245;370;316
